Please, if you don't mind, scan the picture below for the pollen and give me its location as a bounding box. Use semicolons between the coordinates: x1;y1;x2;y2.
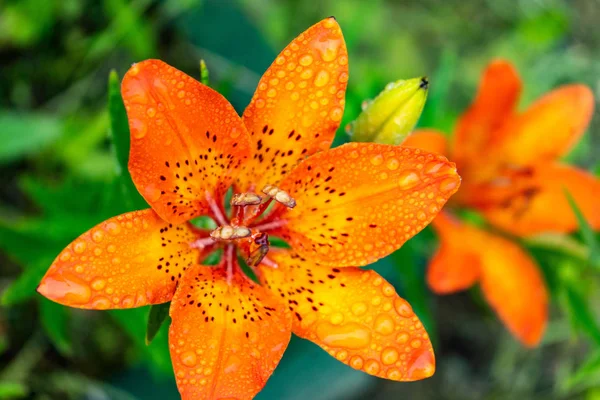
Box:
262;184;296;208
210;225;251;240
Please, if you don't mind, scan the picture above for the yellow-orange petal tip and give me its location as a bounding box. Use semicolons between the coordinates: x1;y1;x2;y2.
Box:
407;348;436;380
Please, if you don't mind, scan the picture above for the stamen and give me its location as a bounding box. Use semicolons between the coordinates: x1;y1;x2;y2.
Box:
261;256;278;269
245;231;269;267
206;191;227;226
210;225;251;240
190;236;215;249
252;219;288;233
225;245;234;286
262;184;296;208
231;192;262;206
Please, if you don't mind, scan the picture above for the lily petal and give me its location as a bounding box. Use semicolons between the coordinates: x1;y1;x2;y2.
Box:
478;232;548;347
169;265;291;400
402;129;448;156
122;59;251;224
453;60;521;173
38;210;206;309
426;212;480;294
272;143;460;267
478;163;600;236
238;17;348;190
260;251;435;381
496;84;594;166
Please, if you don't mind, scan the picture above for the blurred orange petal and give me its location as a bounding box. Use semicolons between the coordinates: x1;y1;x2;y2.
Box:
122;59;251;224
453;60;522;167
497;84;594;166
402;129;448;155
238;17;348;191
260;250;435;381
270;143;460;267
479;163;600;236
38;210;207;309
169;265;291;400
478;233;548;347
427;212;481;294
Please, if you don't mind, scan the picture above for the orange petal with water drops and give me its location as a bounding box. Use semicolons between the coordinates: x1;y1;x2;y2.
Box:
453;60;522;170
169;265;291;400
426;212;481;294
270;143;460;267
402;129;448;156
495;84;594;166
478;232;548;347
238;17;348;191
37;209;207;310
122;59;251;224
477;163;600;236
259;250;435;381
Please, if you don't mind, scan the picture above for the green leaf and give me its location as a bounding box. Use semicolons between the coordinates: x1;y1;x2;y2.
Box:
0;112;62;165
108;70;147;211
389;244;437;343
0;382;28;398
563;350;600;391
146;303;171;345
200;59;210;86
564;189;600;268
562;280;600;346
40;298;72;356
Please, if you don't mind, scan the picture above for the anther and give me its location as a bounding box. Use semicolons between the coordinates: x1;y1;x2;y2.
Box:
210;225;251;240
231;192;262;206
262;184;296;208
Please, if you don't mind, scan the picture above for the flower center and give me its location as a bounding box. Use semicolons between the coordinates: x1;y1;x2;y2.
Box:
191;184;295;283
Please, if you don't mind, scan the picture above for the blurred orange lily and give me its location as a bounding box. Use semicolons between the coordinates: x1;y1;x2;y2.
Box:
404;60;598;347
37;18;461;399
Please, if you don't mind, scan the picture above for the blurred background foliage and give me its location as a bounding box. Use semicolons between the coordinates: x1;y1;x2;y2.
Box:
1;0;600;399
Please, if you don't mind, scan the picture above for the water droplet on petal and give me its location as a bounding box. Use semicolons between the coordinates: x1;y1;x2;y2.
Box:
351;302;368;316
180;351;197;367
439;177;459;193
130;119;147;139
370;154;383;166
314;70;330;87
330;107;343;122
374;314;395;335
394;297;414;318
397;171;420;190
299;54;313;66
146;107;156;118
330;312;344;325
349;355;364;369
386;158;399;171
364;359;381;375
316;322;371;349
381;347;399;365
144;184;162;202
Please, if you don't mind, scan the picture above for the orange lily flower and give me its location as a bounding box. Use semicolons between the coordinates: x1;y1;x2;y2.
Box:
403;59;598;347
36;18;461;399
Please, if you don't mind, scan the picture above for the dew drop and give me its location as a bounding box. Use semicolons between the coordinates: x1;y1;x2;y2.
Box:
386;158;400;171
107;244;116;253
370;154;383;166
364;359;381;375
299;54;313;66
91;278;106;291
300;69;313;80
397;171;420;190
387;368;402;380
330;107;343;122
439;177;459;193
396;332;409;344
105;221;121;235
351;302;367;316
394;297;414;318
267;88;277;98
381;347;399;365
144;184;162;202
276;56;285;65
91;296;111;309
382;284;395;297
177;90;185;99
73;241;87;254
122;296;135;308
330;312;344;325
180;351;198;367
130;118;147;139
316;39;340;62
349;355;364;369
316;322;371;349
146;107;156;118
374;314;395;335
256;98;265;108
60;251;72;262
314;70;330;87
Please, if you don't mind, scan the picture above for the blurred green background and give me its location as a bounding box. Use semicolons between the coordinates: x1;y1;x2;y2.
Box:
1;0;600;399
